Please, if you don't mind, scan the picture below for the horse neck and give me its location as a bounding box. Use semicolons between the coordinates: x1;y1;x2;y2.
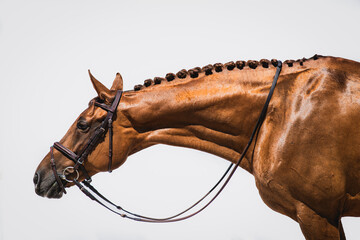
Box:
119;66;285;173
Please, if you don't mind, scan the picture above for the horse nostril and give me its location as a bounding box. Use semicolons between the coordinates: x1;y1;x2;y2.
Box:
33;173;40;185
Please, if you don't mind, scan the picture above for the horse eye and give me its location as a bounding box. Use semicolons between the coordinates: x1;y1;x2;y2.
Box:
77;120;89;130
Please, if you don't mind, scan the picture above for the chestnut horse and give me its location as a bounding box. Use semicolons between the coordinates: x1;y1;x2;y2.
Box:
34;55;360;239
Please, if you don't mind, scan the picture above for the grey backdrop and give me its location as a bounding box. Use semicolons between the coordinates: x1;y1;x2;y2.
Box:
1;0;360;239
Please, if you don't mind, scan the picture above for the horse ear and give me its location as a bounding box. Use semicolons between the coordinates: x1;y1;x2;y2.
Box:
110;73;123;91
88;70;112;100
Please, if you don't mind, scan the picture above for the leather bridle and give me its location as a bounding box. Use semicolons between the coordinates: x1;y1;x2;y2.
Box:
50;90;123;190
50;61;282;222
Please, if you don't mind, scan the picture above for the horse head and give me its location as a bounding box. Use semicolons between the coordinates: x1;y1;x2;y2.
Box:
34;71;137;198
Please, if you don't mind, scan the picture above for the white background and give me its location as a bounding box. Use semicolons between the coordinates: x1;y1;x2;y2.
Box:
1;0;360;239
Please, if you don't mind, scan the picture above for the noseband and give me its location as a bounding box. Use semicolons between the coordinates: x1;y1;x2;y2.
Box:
50;90;123;191
49;61;282;222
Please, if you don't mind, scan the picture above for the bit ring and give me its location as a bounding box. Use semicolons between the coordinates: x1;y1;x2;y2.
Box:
62;166;79;183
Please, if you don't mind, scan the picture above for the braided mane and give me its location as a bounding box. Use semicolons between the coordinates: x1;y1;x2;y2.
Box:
133;54;323;91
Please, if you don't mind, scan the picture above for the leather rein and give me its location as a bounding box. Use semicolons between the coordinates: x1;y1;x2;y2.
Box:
50;61;282;222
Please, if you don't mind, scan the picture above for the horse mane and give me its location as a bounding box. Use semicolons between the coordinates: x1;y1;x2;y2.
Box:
133;54;323;91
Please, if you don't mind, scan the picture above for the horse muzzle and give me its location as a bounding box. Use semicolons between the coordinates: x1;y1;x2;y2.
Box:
33;169;65;199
